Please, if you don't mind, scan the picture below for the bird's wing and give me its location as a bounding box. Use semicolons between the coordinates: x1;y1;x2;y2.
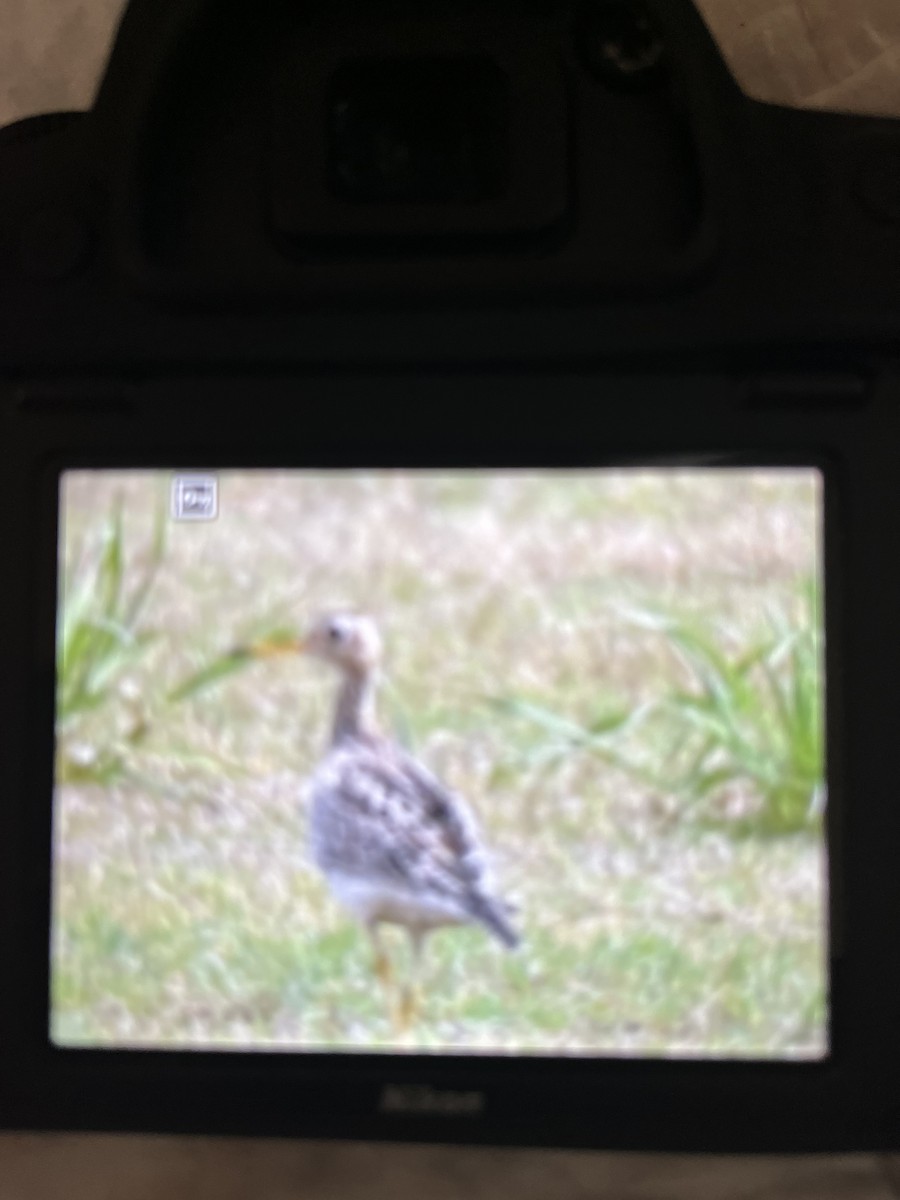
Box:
309;741;488;909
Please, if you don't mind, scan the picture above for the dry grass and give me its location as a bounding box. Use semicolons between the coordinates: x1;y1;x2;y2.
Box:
52;470;827;1057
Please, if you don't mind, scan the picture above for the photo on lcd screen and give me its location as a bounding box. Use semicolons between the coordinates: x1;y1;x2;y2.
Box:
51;469;827;1059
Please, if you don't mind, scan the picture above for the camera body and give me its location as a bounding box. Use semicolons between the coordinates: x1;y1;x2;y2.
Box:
0;0;898;366
2;0;900;1153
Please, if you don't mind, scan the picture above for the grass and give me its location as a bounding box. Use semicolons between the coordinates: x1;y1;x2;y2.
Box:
53;781;824;1055
51;469;828;1058
490;584;824;837
56;491;166;783
638;592;823;835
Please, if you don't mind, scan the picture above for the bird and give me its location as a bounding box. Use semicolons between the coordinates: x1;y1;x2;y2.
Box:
247;612;518;1028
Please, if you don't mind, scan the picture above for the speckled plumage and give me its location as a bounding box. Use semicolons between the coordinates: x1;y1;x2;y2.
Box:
303;613;518;952
309;735;518;947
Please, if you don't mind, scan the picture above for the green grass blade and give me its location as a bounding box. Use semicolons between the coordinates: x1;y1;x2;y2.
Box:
98;498;125;621
168;649;254;703
486;696;596;745
122;491;168;628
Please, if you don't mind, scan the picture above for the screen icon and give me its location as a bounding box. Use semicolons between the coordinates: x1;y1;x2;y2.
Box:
171;474;218;521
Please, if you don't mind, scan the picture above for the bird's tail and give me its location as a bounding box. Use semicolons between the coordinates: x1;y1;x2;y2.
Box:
468;891;520;950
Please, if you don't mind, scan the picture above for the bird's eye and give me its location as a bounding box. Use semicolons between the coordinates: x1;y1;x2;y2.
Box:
327;623;343;642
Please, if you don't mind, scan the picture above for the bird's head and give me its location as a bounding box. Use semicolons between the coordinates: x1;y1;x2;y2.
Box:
302;612;383;674
243;612;382;675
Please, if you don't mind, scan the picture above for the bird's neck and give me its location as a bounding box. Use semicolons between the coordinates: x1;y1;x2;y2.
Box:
332;667;378;745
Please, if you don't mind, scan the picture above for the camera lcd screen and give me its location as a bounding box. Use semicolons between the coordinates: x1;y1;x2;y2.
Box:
51;468;827;1060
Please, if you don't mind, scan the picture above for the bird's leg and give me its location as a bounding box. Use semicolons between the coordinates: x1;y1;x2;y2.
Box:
367;921;393;990
397;928;427;1032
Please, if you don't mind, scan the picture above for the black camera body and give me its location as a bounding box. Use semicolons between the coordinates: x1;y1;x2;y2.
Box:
2;0;900;1154
1;0;898;367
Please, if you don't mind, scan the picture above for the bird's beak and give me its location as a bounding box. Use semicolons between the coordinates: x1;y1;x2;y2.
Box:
237;634;308;659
